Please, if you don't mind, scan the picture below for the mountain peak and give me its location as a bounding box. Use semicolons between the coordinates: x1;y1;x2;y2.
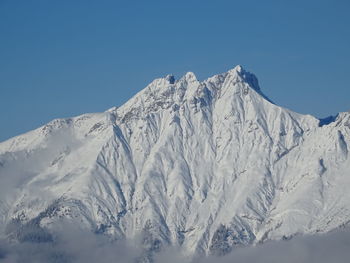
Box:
228;65;260;90
228;64;244;74
183;71;197;82
118;66;271;122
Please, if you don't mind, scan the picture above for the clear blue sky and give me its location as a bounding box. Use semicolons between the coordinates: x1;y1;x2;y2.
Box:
0;0;349;142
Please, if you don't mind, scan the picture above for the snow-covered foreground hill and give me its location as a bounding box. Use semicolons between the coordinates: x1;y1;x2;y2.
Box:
0;66;349;260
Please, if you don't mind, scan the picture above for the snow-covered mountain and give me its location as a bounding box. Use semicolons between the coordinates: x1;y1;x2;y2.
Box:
0;65;349;258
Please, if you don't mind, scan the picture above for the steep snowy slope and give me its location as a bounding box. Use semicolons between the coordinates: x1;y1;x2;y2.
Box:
0;66;349;258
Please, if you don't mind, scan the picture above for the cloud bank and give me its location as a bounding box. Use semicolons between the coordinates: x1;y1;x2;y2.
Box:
1;223;350;263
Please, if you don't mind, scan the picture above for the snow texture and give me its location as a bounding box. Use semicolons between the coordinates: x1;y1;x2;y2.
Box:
0;65;350;258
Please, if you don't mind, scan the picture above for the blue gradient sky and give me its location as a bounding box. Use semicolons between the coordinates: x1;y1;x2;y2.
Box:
0;0;349;142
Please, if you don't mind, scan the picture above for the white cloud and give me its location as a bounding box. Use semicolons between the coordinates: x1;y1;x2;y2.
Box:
1;224;350;263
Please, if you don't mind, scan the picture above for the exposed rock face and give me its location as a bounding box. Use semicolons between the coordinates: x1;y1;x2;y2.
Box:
0;66;349;258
